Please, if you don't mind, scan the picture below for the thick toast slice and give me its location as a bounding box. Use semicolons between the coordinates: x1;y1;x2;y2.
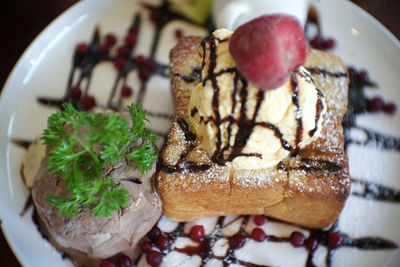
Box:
156;36;350;228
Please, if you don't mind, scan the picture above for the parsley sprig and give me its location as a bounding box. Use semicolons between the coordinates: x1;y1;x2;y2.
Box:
42;103;158;218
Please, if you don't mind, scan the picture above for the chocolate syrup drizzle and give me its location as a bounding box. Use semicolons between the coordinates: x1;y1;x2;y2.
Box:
309;88;324;137
352;178;400;203
12;2;399;267
198;35;298;166
291;74;304;151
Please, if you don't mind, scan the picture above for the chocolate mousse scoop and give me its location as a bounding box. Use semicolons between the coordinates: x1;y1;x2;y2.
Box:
31;104;162;261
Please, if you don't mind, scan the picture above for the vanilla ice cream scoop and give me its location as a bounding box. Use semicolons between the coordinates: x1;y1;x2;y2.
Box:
188;29;326;169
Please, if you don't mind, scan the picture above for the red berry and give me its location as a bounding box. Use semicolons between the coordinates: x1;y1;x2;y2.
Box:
150;10;161;24
305;237;318;251
138;68;151;82
121;85;133;97
251;228;266;242
147;226;161;241
117;46;130;58
76;43;89;54
134;55;146;65
383;102;397;115
253;215;265;226
366;97;385;111
289;231;305;247
310;36;324;49
156;234;172;250
229;15;308;89
114;58;126;70
116;255;132;267
101;259;116;267
190;225;205;241
105;33;117;47
328;232;343;248
175;29;183;39
144;59;156;72
125;34;137;47
129;25;139;36
140;241;153;253
146;250;163;267
322;38;336;49
69;85;82;100
357;70;369;83
82;95;96;110
99;44;110;56
229;233;246;249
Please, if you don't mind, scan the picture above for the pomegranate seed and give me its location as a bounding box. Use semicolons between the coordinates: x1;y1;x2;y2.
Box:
121;85;133;97
100;259;116;267
251;228;266;242
190;225;205;241
76;43;89;54
253;215;265;226
147;226;161;241
150;10;161;24
366;97;385;111
310;36;324;49
140;241;153;253
125;34;137;47
82;95;96;110
175;29;183;39
229;233;246;249
117;46;130;58
146;250;163;267
99;44;110;56
69;85;82;100
328;232;343;248
129;25;139;36
114;58;126;71
289;231;305;247
305;237;319;251
383;102;397;115
138;68;151;82
105;33;117;47
156;234;172;250
144;59;156;72
134;55;146;65
357;70;369;83
322;38;336;49
116;255;132;267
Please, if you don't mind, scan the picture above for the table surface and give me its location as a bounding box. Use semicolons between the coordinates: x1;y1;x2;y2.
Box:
0;0;399;266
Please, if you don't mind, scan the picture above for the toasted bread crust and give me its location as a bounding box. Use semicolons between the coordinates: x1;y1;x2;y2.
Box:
157;37;350;228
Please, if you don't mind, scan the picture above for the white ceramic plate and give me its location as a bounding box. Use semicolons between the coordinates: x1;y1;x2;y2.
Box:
0;0;399;266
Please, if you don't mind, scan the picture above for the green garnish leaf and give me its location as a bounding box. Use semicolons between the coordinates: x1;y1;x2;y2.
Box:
42;103;158;218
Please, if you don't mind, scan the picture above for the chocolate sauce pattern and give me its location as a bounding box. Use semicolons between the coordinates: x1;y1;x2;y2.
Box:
292;157;342;173
306;67;348;78
198;36;296;165
139;214;397;267
291;74;304;153
352;178;400;202
12;2;399;267
176;67;202;83
309;88;324;137
157;118;212;173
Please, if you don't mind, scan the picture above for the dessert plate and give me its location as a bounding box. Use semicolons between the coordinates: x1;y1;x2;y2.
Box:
0;0;399;266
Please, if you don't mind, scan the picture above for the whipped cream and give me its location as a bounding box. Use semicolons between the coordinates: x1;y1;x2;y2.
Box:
188;29;326;169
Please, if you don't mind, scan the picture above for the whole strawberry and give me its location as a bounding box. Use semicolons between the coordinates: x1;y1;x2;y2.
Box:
229;14;308;90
